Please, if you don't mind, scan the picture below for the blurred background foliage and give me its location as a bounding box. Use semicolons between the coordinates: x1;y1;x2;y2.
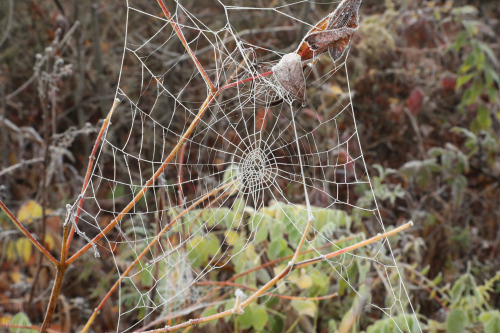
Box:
0;0;499;332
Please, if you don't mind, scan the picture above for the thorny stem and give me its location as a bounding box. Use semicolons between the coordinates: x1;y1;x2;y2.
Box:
147;222;414;332
0;199;58;266
80;181;237;333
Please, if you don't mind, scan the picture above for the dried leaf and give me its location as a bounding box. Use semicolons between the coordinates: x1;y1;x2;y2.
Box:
17;200;43;224
301;0;362;61
272;53;306;103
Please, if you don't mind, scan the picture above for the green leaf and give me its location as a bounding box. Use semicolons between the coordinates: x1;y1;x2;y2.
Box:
251;305;268;331
451;6;479;16
269;315;285;332
232;197;245;216
238;306;254;330
451;175;467;206
9;312;37;333
268;238;287;260
480;311;500;333
291;300;317;317
199;307;218;327
485;316;500;333
477;105;492;131
140;266;154;287
223;164;239;184
446;309;468;333
254;223;268;244
432;272;442;286
478;42;499;68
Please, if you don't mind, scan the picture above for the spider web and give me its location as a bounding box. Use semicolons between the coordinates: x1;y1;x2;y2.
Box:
73;1;421;332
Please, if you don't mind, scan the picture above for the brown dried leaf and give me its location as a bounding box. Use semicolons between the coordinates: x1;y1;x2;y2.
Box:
272;53;306;104
301;0;362;61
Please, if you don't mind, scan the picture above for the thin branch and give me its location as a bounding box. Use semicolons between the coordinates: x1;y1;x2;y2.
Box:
294;222;414;268
141;235;359;331
0;157;44;177
195;281;338;301
80;181;236;333
67;93;216;265
156;0;215;92
65;98;119;252
0;199;58;266
41;225;70;333
177;142;187;208
148;222;414;332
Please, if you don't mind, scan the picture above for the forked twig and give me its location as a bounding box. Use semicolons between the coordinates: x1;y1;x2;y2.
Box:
145;222;413;332
80;181;237;333
0;1;370;332
0;199;58;266
67;93;217;265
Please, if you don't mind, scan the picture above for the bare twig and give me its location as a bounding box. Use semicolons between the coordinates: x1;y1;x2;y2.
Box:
147;222;414;332
157;0;215;91
80;181;237;333
0;200;58;266
0;157;45;177
65;98;119;252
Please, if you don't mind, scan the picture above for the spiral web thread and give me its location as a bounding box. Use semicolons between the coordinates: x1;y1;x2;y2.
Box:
74;1;421;331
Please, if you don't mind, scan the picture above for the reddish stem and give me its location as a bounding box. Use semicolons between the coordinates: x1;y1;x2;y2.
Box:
0;199;58;266
195;281;337;301
177;142;187;207
157;0;215;92
66;99;118;252
220;70;273;91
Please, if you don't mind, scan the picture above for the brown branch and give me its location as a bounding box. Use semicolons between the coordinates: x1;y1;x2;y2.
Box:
140;235;359;332
177;142;187;208
66;98;119;252
67;93;216;265
0;199;58;266
146;222;414;332
41;225;70;333
80;181;237;333
195;281;338;301
157;0;215;92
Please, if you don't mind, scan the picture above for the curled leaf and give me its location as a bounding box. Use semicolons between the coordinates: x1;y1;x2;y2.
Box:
299;0;362;61
272;53;306;103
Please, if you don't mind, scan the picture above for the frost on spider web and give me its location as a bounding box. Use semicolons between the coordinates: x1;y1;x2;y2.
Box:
72;0;420;332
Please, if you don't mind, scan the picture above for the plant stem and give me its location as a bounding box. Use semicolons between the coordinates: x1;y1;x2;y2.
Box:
80;180;236;333
0;199;58;266
195;281;337;301
41;225;70;333
157;0;215;91
148;222;413;332
67;93;216;265
66;98;119;252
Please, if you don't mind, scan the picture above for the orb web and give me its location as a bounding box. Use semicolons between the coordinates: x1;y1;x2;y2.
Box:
70;1;422;332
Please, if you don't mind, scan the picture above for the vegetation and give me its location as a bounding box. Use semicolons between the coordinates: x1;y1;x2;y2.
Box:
0;0;498;332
